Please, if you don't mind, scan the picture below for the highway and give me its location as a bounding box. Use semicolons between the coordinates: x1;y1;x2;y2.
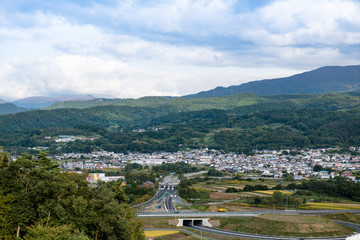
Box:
135;183;183;212
138;209;360;217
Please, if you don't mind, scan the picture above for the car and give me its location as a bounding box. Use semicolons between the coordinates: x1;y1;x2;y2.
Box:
218;208;227;212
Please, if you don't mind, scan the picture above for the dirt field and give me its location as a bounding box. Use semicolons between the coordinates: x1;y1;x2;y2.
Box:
209;192;239;200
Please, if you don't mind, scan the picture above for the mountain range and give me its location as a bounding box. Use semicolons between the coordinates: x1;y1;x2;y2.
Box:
1;64;360;114
0;95;97;114
13;95;97;109
184;65;360;98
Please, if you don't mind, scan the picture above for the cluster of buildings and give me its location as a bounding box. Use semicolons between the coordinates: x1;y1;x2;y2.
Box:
53;148;360;181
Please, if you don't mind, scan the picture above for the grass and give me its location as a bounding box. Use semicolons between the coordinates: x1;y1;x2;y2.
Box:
144;230;179;238
175;204;192;211
301;202;360;210
139;218;178;229
217;214;354;237
322;212;360;224
190;204;210;211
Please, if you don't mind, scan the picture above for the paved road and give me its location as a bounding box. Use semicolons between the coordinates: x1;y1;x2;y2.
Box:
183;171;208;178
165;194;175;212
135;183;185;211
138;209;360;217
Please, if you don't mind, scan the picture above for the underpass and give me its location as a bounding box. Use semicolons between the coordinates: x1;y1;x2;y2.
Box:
177;218;212;227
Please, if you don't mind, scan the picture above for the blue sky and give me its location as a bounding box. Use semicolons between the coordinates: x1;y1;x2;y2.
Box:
0;0;359;100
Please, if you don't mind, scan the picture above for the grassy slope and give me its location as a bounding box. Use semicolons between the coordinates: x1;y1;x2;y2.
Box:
322;212;360;224
218;215;353;237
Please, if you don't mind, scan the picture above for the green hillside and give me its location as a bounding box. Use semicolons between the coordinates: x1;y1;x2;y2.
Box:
46;92;360;112
46;93;265;110
2;92;360;154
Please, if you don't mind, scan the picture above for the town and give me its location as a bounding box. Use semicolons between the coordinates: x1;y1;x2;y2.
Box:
51;147;360;181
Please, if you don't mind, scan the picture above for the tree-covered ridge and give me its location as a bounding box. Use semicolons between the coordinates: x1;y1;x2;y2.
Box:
45;91;360;111
1;92;360;154
2;92;360;133
0;151;144;240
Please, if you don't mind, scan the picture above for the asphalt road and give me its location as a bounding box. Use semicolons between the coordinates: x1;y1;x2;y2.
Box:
135;183;185;212
138;209;360;217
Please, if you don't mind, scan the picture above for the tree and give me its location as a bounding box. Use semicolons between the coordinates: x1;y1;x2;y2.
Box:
24;224;73;240
225;187;239;193
207;168;223;177
0;192;14;239
112;182;130;203
0;152;145;239
272;191;284;205
283;172;294;181
313;165;323;172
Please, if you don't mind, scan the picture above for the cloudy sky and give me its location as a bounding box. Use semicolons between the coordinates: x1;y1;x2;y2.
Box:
1;0;360;100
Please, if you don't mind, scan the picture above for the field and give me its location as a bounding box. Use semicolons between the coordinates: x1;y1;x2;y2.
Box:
302;202;360;210
255;190;293;195
209;192;239;200
144;230;179;238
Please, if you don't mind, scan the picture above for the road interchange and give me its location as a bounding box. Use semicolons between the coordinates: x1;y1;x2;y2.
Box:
136;176;360;239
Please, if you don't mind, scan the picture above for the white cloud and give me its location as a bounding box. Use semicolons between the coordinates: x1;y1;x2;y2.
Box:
241;0;360;46
0;54;303;100
0;0;360;99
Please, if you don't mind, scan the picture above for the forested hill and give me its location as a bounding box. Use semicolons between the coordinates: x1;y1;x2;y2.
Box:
0;103;26;115
2;92;360;154
184;65;360;98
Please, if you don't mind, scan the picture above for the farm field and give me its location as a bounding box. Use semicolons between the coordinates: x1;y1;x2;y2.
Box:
302;202;360;210
144;230;179;238
255;190;293;195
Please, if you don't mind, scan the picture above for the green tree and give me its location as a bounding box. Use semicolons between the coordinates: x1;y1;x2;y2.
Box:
0;192;14;239
24;224;73;240
0;152;144;239
272;191;284;205
313;165;323;172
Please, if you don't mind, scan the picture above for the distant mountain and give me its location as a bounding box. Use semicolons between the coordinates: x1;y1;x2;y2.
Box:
0;99;7;104
13;95;97;109
0;103;26;115
184;65;360;98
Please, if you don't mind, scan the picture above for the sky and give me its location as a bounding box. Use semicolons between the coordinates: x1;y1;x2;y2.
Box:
0;0;360;100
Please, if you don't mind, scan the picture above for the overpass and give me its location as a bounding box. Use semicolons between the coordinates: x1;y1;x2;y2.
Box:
138;209;360;218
